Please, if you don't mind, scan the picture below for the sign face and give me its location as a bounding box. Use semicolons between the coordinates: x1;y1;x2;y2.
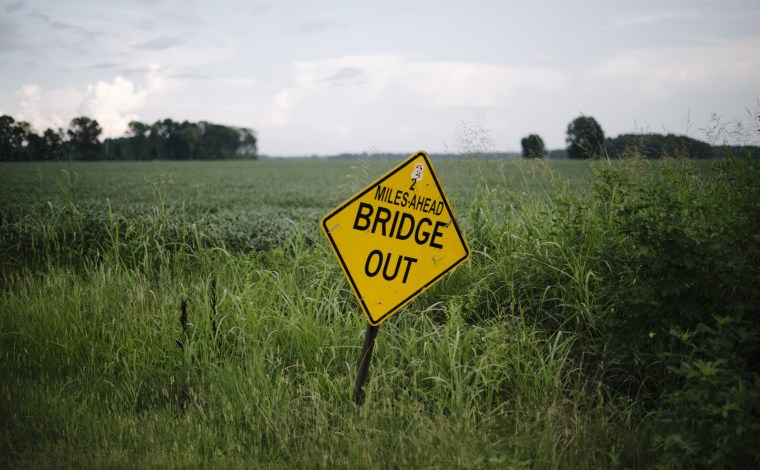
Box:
321;150;470;326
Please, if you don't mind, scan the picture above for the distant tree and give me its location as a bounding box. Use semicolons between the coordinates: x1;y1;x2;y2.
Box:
237;127;257;158
606;133;713;159
548;149;568;159
68;116;102;160
0;115;33;160
5;114;261;161
179;121;202;158
42;128;66;160
566;116;605;159
25;131;45;160
520;134;546;158
127;120;150;160
156;118;183;159
1;116;68;161
26;127;66;161
147;121;162;159
13;120;32;156
1;115;21;160
198;121;244;159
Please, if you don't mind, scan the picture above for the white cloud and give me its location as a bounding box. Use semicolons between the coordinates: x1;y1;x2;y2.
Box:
5;1;25;14
584;36;760;99
255;54;573;154
17;84;76;131
13;65;183;137
81;76;147;137
266;54;569;127
220;77;260;88
606;9;698;29
257;42;760;154
0;17;52;51
405;61;569;108
269;87;302;126
293;17;344;35
144;63;184;94
134;36;186;51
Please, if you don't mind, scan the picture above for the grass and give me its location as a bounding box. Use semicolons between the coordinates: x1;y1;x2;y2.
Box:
1;155;754;468
1;250;641;468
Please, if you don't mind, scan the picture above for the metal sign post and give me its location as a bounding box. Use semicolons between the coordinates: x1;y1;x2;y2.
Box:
353;323;379;406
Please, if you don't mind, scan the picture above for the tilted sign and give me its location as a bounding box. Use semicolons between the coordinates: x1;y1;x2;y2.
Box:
321;150;470;326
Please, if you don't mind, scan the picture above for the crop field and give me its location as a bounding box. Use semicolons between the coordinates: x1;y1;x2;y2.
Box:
1;155;758;468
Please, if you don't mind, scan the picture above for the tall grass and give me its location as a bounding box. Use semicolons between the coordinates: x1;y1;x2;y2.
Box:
2;152;756;467
1;255;640;467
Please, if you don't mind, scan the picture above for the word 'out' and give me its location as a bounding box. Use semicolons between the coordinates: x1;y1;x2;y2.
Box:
364;250;417;284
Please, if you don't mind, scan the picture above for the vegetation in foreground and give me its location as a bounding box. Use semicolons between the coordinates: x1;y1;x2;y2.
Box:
1;153;758;468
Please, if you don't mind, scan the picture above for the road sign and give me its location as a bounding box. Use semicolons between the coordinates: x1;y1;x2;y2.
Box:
321;150;470;326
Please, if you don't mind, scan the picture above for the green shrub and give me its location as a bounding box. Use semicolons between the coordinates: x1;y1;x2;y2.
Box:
588;154;760;466
654;316;760;468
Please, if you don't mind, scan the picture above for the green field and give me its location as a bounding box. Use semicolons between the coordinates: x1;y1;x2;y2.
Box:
1;156;758;468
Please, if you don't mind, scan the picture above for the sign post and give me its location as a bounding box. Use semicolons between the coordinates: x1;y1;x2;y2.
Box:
321;150;470;405
352;323;379;406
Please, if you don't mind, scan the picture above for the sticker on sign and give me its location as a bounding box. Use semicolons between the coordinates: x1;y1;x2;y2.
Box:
321;150;470;326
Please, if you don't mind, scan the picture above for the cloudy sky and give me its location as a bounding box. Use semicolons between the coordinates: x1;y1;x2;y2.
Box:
1;0;759;156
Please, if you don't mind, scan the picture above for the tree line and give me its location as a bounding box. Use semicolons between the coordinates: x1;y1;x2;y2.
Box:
2;112;752;162
520;115;755;159
0;115;257;161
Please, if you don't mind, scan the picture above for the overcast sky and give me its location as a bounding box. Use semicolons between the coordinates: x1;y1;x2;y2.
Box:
1;0;759;156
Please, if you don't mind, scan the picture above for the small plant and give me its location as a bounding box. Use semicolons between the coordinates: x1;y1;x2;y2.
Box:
451;111;494;160
654;316;760;468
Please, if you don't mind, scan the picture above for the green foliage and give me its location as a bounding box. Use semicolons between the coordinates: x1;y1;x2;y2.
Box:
135;118;257;160
606;133;714;159
591;156;759;378
585;155;760;466
2;151;758;467
68;116;103;160
655;318;760;468
427;153;760;467
0;114;257;161
0;115;59;162
520;134;547;158
0;158;643;468
566;115;605;159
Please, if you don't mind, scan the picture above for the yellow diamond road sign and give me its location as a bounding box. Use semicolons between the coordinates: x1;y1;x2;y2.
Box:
321;150;470;326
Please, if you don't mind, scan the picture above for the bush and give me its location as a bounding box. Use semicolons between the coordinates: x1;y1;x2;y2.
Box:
655;316;760;468
588;154;760;466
